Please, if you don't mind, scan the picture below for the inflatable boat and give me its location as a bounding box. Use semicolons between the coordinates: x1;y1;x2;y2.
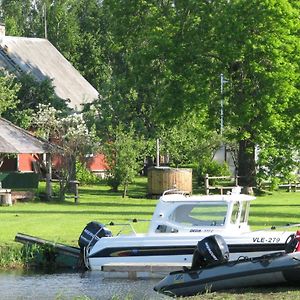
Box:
78;189;296;270
154;233;300;297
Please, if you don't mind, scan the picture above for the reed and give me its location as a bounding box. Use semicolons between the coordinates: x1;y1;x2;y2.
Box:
0;244;45;269
0;245;23;269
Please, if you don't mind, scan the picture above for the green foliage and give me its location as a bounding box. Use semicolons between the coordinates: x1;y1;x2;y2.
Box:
2;0;300;187
0;0;39;36
0;72;20;116
46;0;81;63
0;243;43;269
0;245;22;268
257;145;300;182
76;161;100;185
195;0;300;183
0;72;69;128
92;0;212;141
4;74;69;127
16;74;67;111
196;159;231;186
159;112;221;167
102;125;146;197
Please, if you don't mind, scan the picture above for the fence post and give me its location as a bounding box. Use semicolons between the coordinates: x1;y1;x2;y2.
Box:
205;174;209;195
69;180;79;204
235;174;238;186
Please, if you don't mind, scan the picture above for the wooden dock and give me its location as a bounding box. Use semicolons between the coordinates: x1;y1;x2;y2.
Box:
101;263;189;279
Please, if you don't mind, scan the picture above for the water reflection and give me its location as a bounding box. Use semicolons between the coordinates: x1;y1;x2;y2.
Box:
0;270;169;300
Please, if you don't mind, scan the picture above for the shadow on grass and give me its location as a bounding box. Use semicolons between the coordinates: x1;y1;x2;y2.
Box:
79;187;148;199
252;204;300;208
249;211;300;219
1;210;152;216
33;198;157;208
249;221;300;229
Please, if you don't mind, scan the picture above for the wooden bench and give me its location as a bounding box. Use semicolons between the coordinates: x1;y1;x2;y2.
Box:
0;188;12;206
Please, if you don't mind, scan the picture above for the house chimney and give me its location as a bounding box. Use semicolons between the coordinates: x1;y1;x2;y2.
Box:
0;23;5;37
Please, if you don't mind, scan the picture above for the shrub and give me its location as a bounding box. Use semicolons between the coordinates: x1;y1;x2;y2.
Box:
76;161;100;185
196;159;231;186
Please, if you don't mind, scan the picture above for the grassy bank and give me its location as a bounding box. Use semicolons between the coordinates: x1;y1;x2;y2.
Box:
1;178;300;299
1;178;300;247
1;177;152;247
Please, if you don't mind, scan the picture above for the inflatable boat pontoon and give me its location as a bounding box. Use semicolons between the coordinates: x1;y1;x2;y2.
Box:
154;233;300;297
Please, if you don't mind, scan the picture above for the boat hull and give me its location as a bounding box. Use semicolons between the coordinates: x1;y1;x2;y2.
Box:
154;252;300;297
86;231;292;270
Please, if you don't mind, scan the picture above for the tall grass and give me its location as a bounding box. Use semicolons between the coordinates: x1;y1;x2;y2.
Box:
0;244;44;269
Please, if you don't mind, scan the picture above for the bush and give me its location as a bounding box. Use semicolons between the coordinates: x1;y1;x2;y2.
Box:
196;160;231;186
76;161;100;185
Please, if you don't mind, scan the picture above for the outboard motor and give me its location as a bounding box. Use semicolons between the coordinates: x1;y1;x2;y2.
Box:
191;235;229;270
78;221;112;250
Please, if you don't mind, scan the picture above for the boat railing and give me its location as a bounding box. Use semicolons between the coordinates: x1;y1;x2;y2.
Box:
252;223;300;232
162;189;188;196
106;219;151;236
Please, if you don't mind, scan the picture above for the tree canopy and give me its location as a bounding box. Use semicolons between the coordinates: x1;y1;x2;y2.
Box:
1;0;300;187
0;72;20;116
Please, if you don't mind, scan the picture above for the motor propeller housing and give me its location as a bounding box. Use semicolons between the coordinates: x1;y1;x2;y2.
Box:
191;234;229;270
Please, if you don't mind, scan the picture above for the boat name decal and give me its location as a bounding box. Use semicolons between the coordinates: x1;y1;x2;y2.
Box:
190;229;214;233
252;237;281;243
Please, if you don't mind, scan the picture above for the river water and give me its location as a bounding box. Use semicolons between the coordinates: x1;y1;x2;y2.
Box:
0;270;169;300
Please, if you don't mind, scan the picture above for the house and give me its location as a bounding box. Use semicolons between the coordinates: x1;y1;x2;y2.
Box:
0;25;98;111
0;117;54;201
0;24;108;176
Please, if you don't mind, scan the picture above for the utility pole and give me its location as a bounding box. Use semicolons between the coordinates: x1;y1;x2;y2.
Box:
156;138;160;167
220;73;228;135
44;3;48;39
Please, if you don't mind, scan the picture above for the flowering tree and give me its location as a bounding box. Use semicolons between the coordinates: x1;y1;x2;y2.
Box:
32;104;98;200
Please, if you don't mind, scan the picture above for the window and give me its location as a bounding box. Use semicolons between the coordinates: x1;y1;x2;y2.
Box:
240;201;250;223
170;203;228;227
230;202;240;224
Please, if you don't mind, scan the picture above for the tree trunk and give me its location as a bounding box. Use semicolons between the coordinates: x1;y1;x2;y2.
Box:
122;185;127;198
59;179;66;201
238;139;256;187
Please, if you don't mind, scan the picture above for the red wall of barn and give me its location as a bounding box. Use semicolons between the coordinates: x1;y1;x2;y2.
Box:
86;154;108;171
18;154;37;172
16;153;108;172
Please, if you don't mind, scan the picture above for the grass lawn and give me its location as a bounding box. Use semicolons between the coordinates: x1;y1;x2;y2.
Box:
2;177;300;299
1;177;300;246
0;177;154;246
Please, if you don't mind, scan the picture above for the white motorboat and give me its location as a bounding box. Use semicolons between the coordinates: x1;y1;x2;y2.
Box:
78;189;295;270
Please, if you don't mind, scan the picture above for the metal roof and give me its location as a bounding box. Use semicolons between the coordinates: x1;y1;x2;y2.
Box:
0;36;99;111
0;117;53;154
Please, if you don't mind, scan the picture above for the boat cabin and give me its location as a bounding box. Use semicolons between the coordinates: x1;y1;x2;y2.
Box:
148;190;256;235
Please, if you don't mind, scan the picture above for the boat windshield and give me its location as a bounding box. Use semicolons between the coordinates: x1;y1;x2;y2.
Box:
169;203;228;227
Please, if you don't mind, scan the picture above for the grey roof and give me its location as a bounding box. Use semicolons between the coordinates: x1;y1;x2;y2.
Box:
0;117;53;154
0;36;99;111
